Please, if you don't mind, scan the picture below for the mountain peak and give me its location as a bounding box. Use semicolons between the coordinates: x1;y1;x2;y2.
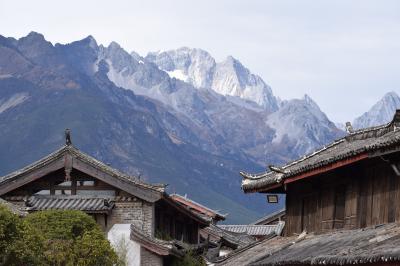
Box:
303;94;317;106
108;41;122;50
24;31;46;41
81;35;97;49
353;91;400;129
18;31;51;47
146;47;278;111
383;91;399;100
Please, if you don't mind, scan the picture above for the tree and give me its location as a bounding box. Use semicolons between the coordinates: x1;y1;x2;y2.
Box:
0;205;120;266
0;204;21;264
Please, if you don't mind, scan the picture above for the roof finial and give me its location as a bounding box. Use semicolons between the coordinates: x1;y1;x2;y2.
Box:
345;122;354;134
269;165;287;174
65;129;72;146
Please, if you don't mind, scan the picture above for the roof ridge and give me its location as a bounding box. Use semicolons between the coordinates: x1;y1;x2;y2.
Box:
170;193;227;217
0;145;68;183
68;146;165;192
0;144;166;194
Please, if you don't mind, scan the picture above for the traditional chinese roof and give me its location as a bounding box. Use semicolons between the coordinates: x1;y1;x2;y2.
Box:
130;224;183;257
25;195;115;214
170;194;227;222
130;225;204;258
251;223;400;266
251;209;285;225
218;221;285;237
213;234;293;265
200;224;256;249
161;194;211;225
242;110;400;193
0;144;165;202
215;222;400;265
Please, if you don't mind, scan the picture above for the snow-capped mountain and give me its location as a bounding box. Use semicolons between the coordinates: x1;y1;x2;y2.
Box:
353;92;400;129
100;42;341;164
0;32;344;222
146;48;278;112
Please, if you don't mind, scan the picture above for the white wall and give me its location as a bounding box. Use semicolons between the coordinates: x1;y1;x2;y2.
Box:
108;224;141;266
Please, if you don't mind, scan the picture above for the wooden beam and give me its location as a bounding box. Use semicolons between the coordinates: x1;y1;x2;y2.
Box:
284;153;369;185
71;179;77;195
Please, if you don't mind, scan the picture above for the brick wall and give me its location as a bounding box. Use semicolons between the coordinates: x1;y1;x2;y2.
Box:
108;197;154;236
140;247;163;266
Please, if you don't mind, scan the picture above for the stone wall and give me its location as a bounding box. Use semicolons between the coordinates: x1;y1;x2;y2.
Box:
140;247;163;266
108;197;154;236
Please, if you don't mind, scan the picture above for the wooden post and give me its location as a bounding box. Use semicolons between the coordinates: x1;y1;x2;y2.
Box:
71;178;77;195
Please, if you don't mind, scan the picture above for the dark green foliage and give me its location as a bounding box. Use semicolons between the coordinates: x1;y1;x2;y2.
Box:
0;204;24;265
0;206;119;266
23;210;98;240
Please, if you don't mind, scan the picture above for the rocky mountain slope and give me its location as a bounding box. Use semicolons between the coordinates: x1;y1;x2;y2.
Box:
353;92;400;129
146;48;279;112
0;32;343;223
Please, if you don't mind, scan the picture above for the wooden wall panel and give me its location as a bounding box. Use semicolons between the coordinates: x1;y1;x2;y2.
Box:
321;188;335;231
344;179;358;229
394;172;400;222
285;159;400;235
388;169;396;223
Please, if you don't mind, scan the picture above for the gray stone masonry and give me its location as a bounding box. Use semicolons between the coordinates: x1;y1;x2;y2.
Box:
140;247;163;266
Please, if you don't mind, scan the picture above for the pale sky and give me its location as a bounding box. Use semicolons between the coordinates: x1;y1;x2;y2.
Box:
1;0;400;122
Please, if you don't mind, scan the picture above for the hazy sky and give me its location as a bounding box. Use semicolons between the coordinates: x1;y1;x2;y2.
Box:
1;0;400;122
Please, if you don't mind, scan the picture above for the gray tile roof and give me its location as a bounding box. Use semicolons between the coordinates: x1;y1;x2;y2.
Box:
251;223;400;266
214;235;296;266
251;208;285;225
215;223;400;265
170;193;227;221
130;225;204;258
0;145;165;192
26;195;115;213
201;224;256;248
218;221;285;236
242;110;400;192
0;144;165;202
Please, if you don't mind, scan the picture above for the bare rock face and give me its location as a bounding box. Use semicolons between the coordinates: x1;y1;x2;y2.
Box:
146;48;278;112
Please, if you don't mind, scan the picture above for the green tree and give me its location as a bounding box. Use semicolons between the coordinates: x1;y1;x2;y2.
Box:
0;204;21;264
0;206;119;266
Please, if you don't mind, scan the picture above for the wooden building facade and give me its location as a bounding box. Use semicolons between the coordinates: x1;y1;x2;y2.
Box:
236;110;400;265
284;156;399;235
242;110;400;236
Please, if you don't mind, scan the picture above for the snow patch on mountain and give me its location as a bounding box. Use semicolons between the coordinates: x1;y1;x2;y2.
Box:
353;92;400;129
146;48;278;112
0;93;29;114
146;47;215;89
166;69;189;82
